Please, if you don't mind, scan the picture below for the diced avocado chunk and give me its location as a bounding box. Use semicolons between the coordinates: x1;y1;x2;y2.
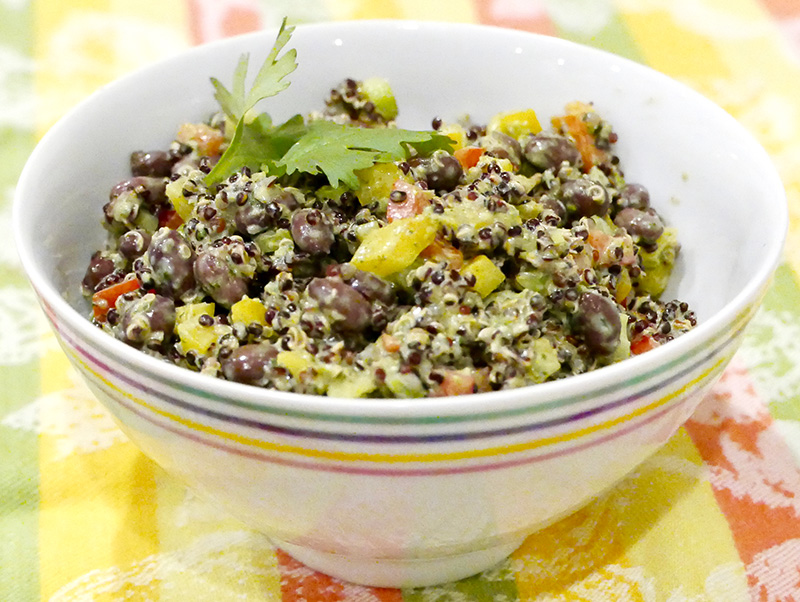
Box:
516;270;550;294
638;227;680;297
355;163;409;208
360;77;398;120
327;371;377;398
531;337;561;381
438;201;521;232
254;229;293;254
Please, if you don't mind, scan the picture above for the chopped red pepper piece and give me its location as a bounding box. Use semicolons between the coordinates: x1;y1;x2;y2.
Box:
158;207;184;229
386;180;431;222
434;370;476;397
92;276;141;322
631;334;659;355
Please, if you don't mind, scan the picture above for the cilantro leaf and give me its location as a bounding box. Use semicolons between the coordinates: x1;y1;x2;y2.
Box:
206;113;306;184
211;18;296;122
206;18;298;185
245;21;297;113
211;53;250;121
277;120;455;188
205;19;454;189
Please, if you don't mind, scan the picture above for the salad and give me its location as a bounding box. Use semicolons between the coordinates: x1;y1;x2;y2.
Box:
82;21;696;398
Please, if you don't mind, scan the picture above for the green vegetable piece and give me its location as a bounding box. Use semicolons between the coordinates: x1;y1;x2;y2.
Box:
327;371;377;398
638;227;680;297
360;77;398;120
516;270;550;294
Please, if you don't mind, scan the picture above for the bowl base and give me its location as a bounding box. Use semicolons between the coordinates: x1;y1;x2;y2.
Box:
271;536;526;588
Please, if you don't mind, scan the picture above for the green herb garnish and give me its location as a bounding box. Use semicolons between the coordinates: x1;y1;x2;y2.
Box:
279;120;451;189
205;18;453;188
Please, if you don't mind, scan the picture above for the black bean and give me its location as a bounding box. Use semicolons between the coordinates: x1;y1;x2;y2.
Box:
120;294;175;347
523;132;581;171
274;189;300;211
194;249;248;307
118;230;151;261
559;178;610;218
540;195;567;225
423;152;463;192
347;269;396;304
221;343;277;385
577;291;621;355
110;176;167;206
291;209;334;255
82;251;115;292
614;207;664;244
130;150;176;178
307;277;371;333
146;227;196;298
234;200;272;235
481;131;522;166
619;183;651;210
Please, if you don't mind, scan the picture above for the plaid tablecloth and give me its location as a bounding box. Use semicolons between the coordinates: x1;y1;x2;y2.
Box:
3;1;800;600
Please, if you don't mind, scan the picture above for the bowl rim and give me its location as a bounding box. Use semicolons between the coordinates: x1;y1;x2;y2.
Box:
13;19;788;420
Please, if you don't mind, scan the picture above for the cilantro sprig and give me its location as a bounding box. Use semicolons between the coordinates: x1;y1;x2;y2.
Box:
205;19;453;188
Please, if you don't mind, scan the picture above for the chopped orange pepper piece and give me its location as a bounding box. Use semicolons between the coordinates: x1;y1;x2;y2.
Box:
419;236;464;269
453;146;485;169
552;114;604;172
380;333;401;353
177;122;225;157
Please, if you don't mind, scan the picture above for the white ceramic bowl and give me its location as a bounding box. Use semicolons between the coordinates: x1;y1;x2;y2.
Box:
14;21;786;587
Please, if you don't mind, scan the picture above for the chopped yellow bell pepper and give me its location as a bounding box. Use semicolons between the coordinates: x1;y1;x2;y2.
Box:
166;175;194;222
532;338;561;381
462;255;505;297
276;349;315;379
176;302;221;355
351;215;438;277
438;123;468;151
230;296;268;326
487;109;542;139
614;267;633;303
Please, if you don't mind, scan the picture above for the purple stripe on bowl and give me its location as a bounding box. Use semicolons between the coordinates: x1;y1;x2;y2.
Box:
102;374;701;476
68;328;733;445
